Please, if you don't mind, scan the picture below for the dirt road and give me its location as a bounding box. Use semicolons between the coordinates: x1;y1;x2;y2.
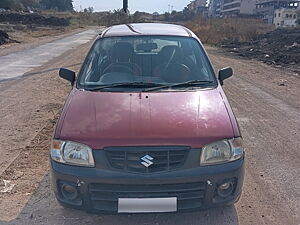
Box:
0;29;98;81
0;39;299;224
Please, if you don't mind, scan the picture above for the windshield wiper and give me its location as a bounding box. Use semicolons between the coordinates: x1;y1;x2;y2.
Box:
143;80;214;92
86;82;164;91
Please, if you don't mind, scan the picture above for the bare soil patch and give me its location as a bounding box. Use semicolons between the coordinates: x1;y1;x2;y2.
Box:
0;39;91;221
0;115;57;221
220;28;300;74
0;11;88;55
0;12;70;27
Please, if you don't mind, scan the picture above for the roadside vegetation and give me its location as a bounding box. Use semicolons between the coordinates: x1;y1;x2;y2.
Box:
0;7;152;46
185;17;274;45
161;8;195;22
61;9;153;27
0;10;72;46
0;0;73;11
185;16;299;73
0;0;77;47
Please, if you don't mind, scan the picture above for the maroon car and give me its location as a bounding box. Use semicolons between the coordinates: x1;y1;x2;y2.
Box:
50;23;244;213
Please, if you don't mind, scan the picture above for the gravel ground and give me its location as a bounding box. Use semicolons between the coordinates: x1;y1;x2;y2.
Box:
0;40;299;225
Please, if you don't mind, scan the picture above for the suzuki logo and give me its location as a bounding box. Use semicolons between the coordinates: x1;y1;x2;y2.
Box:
141;155;154;168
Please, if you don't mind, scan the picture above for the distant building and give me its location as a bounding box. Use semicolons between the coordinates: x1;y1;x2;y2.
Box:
208;0;256;17
187;0;209;16
209;0;222;16
273;8;299;27
187;0;208;11
197;6;209;16
196;0;208;7
221;0;256;16
254;0;300;23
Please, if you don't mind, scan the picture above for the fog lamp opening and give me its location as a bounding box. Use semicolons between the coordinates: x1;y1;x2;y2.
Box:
61;184;79;201
217;181;234;198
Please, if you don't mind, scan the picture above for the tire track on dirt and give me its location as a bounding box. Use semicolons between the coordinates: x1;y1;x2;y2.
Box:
0;116;57;221
207;47;300;224
0;38;93;221
225;89;296;224
225;78;300;224
0;39;93;176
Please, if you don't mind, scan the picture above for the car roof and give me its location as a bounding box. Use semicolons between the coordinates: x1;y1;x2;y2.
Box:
99;23;197;38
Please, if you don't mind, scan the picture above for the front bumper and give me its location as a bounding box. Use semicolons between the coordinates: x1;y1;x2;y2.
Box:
50;156;244;214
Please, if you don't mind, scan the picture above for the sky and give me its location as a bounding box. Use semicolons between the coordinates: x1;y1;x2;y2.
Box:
72;0;192;13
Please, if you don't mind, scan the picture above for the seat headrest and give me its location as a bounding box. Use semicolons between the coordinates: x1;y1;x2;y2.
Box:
159;45;183;63
111;42;134;63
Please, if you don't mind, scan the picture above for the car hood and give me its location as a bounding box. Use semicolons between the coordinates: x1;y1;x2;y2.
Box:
58;88;234;149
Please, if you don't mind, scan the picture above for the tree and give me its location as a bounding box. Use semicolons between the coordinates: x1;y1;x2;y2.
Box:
171;10;177;16
40;0;73;11
20;0;39;8
0;0;23;10
88;7;94;13
164;12;170;21
0;0;40;10
84;7;94;14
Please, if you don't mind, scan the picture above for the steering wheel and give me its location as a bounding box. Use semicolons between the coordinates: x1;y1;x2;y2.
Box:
103;63;142;76
159;63;192;83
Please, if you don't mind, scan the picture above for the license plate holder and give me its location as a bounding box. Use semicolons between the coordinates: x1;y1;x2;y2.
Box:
118;197;177;213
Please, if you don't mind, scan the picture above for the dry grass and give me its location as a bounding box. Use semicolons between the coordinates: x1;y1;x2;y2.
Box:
186;17;274;45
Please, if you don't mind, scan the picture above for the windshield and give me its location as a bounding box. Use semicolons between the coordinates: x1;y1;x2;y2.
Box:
78;36;216;90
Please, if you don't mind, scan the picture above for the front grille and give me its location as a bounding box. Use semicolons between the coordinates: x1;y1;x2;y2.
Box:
89;182;206;212
105;147;190;173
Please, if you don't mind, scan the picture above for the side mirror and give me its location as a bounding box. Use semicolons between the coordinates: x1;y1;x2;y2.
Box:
218;67;233;85
59;68;75;85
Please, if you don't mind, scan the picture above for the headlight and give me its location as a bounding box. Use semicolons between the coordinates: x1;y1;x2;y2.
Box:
50;140;95;167
200;137;244;166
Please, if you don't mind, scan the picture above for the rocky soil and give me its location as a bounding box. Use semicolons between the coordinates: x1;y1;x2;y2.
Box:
0;12;70;27
0;30;9;45
221;28;300;74
0;30;18;45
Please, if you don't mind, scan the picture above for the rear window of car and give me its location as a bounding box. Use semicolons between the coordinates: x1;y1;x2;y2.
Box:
78;36;216;88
